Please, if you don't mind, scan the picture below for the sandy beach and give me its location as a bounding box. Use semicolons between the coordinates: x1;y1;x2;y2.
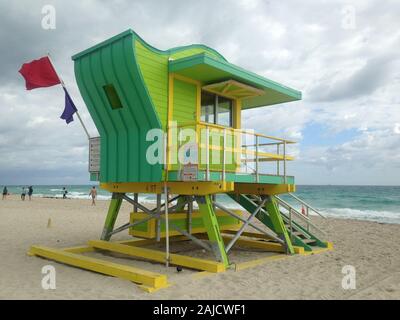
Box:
0;195;399;300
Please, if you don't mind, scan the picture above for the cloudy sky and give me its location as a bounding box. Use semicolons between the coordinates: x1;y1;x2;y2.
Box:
0;0;399;185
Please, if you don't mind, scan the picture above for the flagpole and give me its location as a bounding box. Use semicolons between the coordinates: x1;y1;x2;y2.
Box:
47;53;91;140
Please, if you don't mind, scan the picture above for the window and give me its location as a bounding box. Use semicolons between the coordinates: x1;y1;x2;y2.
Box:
200;91;215;123
103;84;123;110
200;91;233;127
217;96;232;127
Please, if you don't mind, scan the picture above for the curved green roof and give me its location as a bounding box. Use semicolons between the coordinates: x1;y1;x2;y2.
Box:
72;29;227;62
73;29;301;110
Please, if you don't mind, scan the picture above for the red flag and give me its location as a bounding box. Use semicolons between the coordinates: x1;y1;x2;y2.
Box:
19;56;61;90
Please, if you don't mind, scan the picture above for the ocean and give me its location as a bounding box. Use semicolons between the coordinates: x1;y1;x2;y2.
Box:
3;185;400;225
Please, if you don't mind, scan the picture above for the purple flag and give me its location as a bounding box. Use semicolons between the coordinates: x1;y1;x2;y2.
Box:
60;87;78;124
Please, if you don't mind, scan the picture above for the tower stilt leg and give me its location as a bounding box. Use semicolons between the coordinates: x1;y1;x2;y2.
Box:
263;196;294;254
101;193;123;241
196;195;229;267
227;193;295;254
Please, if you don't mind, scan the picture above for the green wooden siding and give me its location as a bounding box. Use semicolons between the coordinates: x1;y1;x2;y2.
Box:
73;32;162;183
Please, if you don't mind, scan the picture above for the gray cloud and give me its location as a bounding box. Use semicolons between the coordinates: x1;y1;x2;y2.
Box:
309;52;400;102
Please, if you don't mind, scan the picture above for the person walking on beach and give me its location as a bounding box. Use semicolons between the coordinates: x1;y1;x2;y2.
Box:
62;187;68;199
28;186;33;201
21;187;26;201
2;186;7;200
89;186;97;206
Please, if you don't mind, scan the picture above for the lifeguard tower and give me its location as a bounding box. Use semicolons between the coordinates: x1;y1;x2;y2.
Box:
29;30;331;292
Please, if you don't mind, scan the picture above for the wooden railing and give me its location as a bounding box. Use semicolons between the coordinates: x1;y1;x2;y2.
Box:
167;121;296;182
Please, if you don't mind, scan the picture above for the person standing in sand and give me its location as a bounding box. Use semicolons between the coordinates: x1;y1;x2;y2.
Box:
89;186;97;206
2;186;7;200
62;187;68;199
28;186;33;201
21;187;26;201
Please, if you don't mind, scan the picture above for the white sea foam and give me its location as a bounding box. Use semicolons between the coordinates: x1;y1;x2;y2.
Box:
320;208;400;224
32;193;400;224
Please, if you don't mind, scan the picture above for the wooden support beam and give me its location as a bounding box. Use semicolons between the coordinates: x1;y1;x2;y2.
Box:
222;230;275;241
101;194;123;240
233;183;296;195
263;196;295;254
63;245;94;254
198;233;304;254
88;240;225;273
100;181;234;195
222;236;284;252
116;236;189;247
196;195;230;267
28;246;168;289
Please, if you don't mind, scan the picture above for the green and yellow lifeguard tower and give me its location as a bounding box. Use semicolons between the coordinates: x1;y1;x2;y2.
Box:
29;29;331;292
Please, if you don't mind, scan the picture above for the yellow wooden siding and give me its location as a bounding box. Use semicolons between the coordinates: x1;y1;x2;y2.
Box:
135;41;169;129
169;78;197;171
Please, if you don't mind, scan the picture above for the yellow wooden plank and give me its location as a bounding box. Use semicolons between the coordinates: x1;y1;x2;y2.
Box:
130;225;241;240
215;234;304;254
234;99;241;129
129;210;242;220
197;143;295;161
128;210;241;239
88;240;225;273
326;241;334;250
300;242;333;256
28;245;168;288
117;239;159;246
180;121;295;145
295;246;305;254
221;236;286;252
100;181;234;195
233;183;296;195
63;245;94;254
119;236;190;246
222;230;275;240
